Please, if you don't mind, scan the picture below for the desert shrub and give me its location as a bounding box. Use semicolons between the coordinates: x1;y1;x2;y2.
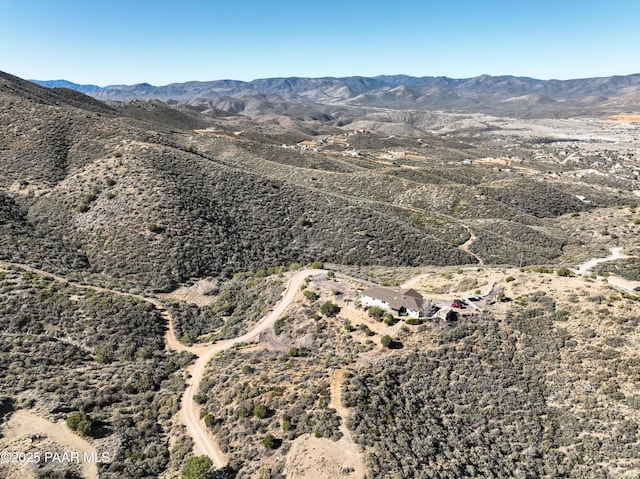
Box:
281;414;292;431
383;313;397;325
367;306;385;320
253;403;268;419
181;455;212;479
262;433;277;450
556;267;573;277
66;411;93;437
319;301;340;317
303;290;318;302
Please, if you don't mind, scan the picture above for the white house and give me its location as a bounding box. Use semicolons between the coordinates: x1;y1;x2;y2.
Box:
361;287;429;318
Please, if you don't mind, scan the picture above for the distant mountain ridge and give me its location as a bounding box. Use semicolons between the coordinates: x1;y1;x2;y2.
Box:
30;79;125;93
32;73;640;117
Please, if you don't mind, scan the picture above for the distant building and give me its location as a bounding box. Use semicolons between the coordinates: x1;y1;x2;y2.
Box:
361;287;430;318
607;275;640;292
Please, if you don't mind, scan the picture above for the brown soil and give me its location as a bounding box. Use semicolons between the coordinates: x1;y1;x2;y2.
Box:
158;279;219;307
0;411;98;479
607;115;640;123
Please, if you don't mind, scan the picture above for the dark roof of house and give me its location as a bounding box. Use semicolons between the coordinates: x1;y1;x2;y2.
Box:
362;287;425;312
398;288;422;299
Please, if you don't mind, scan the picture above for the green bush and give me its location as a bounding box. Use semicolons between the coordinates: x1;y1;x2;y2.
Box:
381;335;392;348
66;412;93;437
556;267;573;277
76;202;90;213
253;403;267;419
368;306;385;320
303;290;319;302
320;301;340;317
384;313;396;325
262;433;277;449
282;414;292;431
181;455;212;479
136;347;152;359
531;266;553;274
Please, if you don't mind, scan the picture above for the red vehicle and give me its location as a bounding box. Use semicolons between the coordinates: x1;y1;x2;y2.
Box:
451;299;465;309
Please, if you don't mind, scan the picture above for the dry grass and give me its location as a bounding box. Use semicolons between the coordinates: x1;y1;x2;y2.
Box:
607;115;640;123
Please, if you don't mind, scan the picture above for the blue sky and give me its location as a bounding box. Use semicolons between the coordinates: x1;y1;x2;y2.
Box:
1;0;639;85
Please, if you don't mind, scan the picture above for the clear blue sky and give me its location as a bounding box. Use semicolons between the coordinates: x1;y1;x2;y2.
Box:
2;0;639;85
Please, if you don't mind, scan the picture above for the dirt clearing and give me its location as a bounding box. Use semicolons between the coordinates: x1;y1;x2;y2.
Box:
607;115;640;123
0;411;98;479
284;433;365;479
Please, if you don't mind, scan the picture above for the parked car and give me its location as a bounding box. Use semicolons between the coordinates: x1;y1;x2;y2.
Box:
451;299;465;308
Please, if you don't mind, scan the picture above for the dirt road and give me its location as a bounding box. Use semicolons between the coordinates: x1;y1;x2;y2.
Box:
3;411;98;479
0;261;197;355
284;368;365;479
179;268;326;468
573;247;628;275
459;229;484;265
0;261;325;469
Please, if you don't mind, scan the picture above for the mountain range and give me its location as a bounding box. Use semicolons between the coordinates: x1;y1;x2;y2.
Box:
32;73;640;117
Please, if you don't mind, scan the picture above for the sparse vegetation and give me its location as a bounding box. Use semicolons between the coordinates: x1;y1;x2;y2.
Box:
345;289;640;478
0;268;191;478
1;70;640;479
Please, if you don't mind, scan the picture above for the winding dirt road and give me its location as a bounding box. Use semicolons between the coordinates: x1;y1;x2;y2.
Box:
459;229;484;265
0;261;325;470
178;268;326;467
573;247;629;275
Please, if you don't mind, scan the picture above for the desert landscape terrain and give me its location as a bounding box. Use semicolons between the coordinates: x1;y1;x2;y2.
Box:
1;70;639;478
